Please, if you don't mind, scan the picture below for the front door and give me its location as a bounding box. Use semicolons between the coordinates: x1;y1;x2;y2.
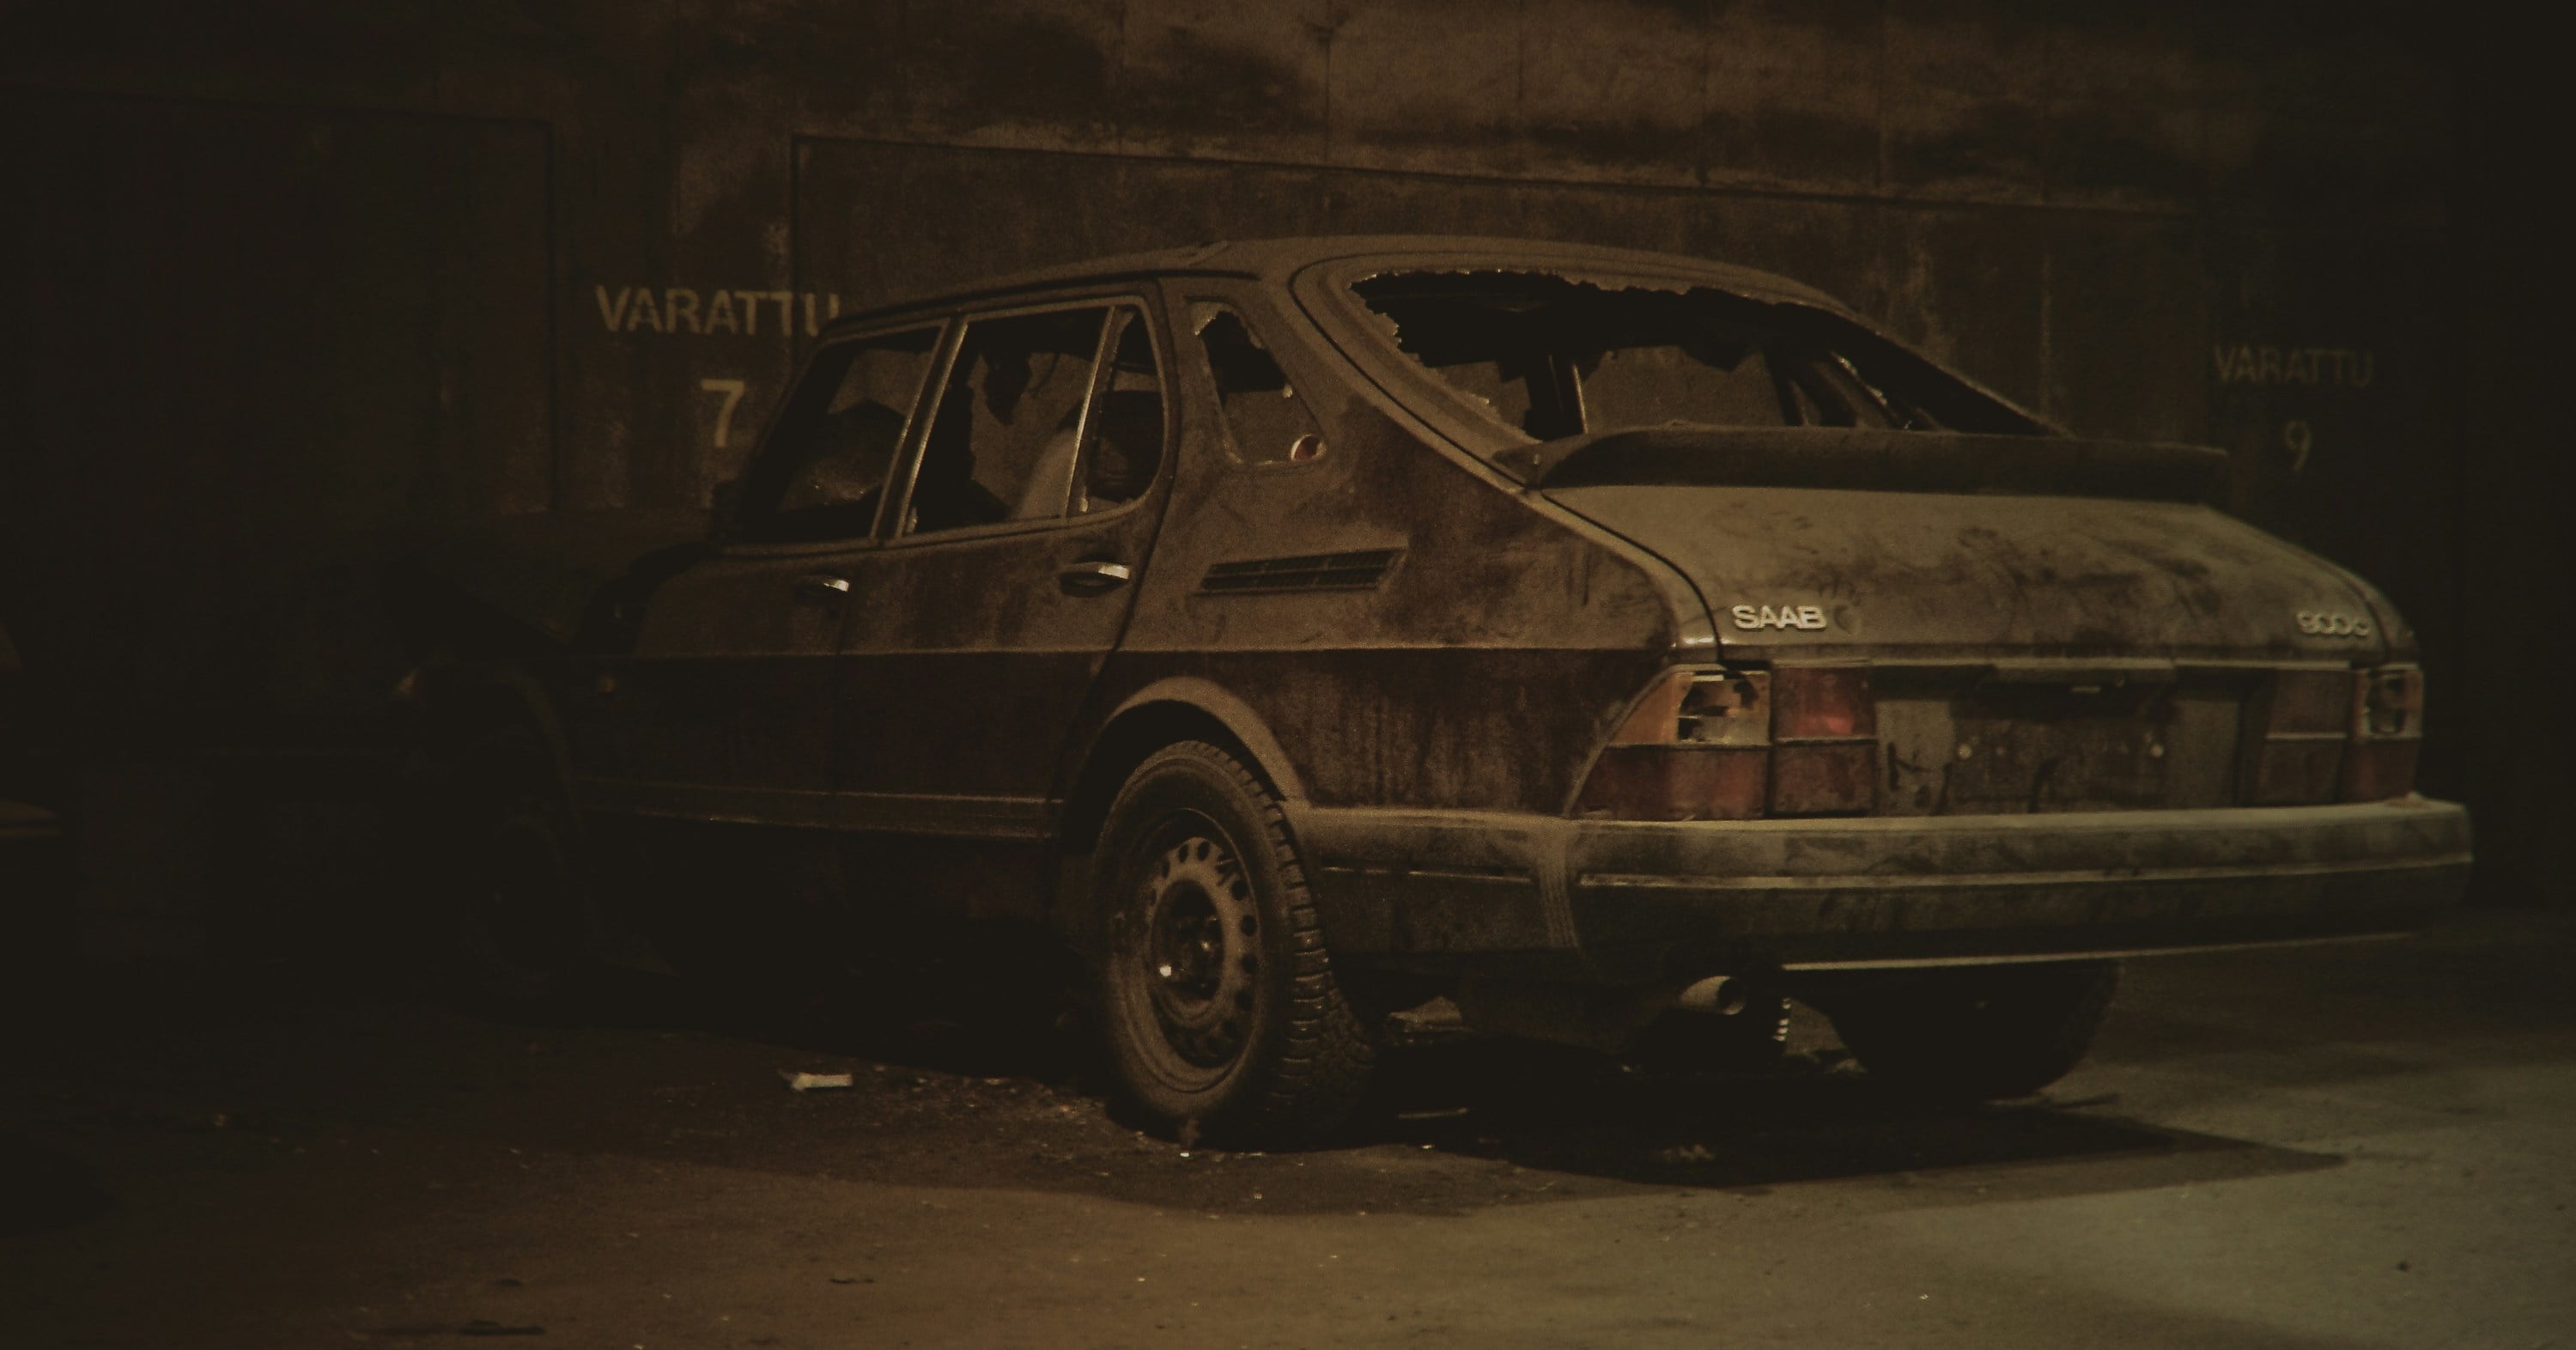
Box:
831;297;1174;842
586;322;946;813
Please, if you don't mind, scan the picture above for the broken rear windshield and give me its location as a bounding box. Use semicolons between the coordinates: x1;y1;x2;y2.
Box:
1352;270;2044;441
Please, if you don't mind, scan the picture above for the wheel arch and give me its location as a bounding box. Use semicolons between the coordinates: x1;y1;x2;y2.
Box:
1057;677;1309;860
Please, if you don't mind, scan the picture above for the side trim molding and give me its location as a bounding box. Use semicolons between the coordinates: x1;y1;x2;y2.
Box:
574;777;1055;840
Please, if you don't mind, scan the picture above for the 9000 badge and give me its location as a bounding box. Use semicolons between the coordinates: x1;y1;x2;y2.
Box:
2297;610;2372;637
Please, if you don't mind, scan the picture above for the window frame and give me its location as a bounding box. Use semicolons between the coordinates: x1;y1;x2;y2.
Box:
1066;306;1173;516
881;291;1174;550
725;316;957;555
1180;294;1337;475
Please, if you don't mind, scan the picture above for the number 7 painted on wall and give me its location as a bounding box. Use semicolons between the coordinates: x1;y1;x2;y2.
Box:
699;377;747;448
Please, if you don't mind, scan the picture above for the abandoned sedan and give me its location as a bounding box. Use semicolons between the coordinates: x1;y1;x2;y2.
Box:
410;237;2471;1143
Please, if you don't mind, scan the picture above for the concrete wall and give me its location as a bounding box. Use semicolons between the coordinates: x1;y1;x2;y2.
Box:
3;2;2556;936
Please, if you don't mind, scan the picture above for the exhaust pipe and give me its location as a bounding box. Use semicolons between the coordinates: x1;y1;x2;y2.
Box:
1674;974;1749;1016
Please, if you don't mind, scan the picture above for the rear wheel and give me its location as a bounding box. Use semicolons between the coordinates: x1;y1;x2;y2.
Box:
1804;960;2119;1100
1091;741;1374;1145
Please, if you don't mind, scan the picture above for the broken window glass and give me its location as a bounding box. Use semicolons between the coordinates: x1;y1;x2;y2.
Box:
1191;301;1324;466
910;306;1110;534
1073;309;1166;513
1352;270;2034;441
739;325;940;543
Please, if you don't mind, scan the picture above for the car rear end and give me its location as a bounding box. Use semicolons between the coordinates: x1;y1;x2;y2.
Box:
1283;243;2469;1080
1535;447;2468;980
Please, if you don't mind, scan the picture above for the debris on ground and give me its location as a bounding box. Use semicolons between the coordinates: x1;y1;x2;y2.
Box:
781;1071;854;1092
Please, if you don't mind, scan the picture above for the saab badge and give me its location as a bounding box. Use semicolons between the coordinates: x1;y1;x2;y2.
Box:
2296;610;2372;638
1731;603;1830;631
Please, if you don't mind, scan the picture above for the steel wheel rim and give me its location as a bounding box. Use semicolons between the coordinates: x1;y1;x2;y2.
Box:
1119;812;1262;1084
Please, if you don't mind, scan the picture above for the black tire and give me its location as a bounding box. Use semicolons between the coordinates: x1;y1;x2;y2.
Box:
428;725;596;1007
1807;960;2119;1101
1090;741;1374;1145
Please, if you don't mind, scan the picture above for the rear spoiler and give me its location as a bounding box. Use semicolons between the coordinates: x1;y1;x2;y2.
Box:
1492;428;2229;504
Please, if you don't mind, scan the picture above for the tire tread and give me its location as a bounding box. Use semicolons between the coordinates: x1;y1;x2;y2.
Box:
1095;740;1375;1144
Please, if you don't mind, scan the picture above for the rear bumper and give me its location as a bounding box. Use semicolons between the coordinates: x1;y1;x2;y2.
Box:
1295;797;2472;982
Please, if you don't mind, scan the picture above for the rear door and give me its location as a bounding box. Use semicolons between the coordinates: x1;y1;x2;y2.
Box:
829;295;1176;839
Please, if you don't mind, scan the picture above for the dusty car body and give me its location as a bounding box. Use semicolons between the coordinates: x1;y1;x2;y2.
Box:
410;237;2470;1140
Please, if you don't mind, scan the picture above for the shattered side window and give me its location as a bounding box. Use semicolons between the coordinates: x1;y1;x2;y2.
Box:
1190;301;1325;466
1072;309;1166;513
739;325;941;544
1581;342;1788;430
1350;270;2037;441
909;306;1111;534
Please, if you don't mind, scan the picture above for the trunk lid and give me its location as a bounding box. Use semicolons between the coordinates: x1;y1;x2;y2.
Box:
1534;430;2418;813
1531;429;2394;664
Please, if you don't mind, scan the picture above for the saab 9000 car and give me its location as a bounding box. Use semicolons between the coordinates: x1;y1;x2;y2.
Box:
405;237;2470;1144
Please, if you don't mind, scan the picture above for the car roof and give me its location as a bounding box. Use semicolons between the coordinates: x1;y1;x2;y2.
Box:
825;235;1851;334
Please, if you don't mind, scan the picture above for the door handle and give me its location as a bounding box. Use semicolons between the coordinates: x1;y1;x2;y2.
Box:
1057;560;1132;595
794;573;852;599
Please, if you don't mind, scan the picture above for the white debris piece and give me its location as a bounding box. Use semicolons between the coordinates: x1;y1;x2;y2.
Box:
783;1071;855;1092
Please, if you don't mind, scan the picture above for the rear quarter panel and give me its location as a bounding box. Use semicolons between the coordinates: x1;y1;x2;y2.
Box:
1091;282;1682;815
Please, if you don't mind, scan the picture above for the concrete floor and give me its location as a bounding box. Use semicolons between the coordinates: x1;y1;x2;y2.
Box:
4;906;2572;1350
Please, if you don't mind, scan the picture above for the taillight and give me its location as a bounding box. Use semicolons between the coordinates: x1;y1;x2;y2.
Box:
1768;665;1877;816
1572;665;1877;821
2239;666;2352;805
2341;664;2422;800
1573;669;1770;821
2240;663;2423;805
